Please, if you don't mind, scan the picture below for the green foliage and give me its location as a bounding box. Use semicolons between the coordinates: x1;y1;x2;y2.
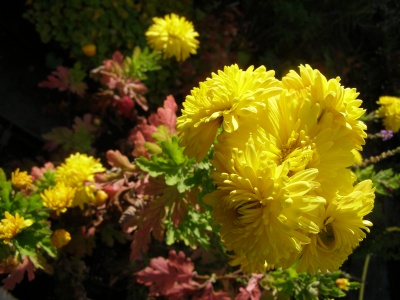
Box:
123;46;161;81
34;170;56;194
100;224;129;247
355;164;400;196
42;114;97;154
23;0;194;69
165;205;212;249
261;266;360;300
0;168;57;275
136;135;196;193
23;0;147;66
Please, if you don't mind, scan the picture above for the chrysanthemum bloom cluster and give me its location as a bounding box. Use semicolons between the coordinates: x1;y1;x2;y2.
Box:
53;153;106;209
41;182;76;215
0;212;33;243
376;96;400;133
177;64;375;274
11;168;32;190
51;229;71;248
146;13;199;62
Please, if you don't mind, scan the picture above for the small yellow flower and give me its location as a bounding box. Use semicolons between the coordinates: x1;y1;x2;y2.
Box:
11;168;32;190
56;153;105;209
41;182;76;215
82;44;96;57
146;13;199;62
0;212;34;243
335;278;350;291
51;229;71;249
376;96;400;133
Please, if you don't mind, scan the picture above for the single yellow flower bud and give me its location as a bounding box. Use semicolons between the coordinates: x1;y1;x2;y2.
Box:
51;229;71;249
82;44;96;57
335;278;350;291
93;190;109;206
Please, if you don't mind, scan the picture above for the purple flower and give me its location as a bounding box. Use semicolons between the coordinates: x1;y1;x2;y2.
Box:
380;130;394;141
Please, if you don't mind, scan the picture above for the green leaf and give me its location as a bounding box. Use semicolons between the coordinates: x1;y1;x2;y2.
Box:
100;224;128;247
0;173;12;212
356;165;400;196
160;136;188;166
164;206;212;249
151;125;173;143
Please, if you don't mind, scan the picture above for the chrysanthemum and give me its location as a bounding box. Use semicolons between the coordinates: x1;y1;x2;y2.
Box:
296;180;375;274
376;96;400;133
41;182;76;215
204;137;325;273
176;64;282;162
55;153;105;209
146;13;199;62
11;168;32;190
281;64;367;150
0;212;33;243
51;229;71;249
213;91;357;194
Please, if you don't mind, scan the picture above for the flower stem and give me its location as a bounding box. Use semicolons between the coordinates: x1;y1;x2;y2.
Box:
359;253;371;300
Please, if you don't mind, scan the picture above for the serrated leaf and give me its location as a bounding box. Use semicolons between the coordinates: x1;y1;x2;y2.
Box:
100;224;128;247
136;250;195;296
42;127;73;147
29;251;54;274
2;256;35;291
151;125;173;143
160;136;187;166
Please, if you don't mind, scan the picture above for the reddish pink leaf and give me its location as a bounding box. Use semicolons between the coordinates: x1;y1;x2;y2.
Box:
106;150;136;171
115;96;135;118
30;162;55;181
38;66;70;91
130;198;166;260
193;281;231;300
112;51;124;64
148;95;177;133
136;250;195;297
235;274;264;300
2;256;36;291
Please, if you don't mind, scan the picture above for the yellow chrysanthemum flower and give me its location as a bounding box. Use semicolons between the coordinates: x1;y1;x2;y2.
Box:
177;64;282;162
376;96;400;133
51;229;71;249
55;153;105;209
11;168;32;190
0;212;33;243
145;13;199;62
41;182;76;215
213;91;357;195
296;180;375;274
204;137;325;273
282;64;367;150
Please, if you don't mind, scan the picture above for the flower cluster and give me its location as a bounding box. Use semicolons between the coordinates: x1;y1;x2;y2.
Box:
146;13;199;62
41;153;106;212
177;64;375;274
376;96;400;133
